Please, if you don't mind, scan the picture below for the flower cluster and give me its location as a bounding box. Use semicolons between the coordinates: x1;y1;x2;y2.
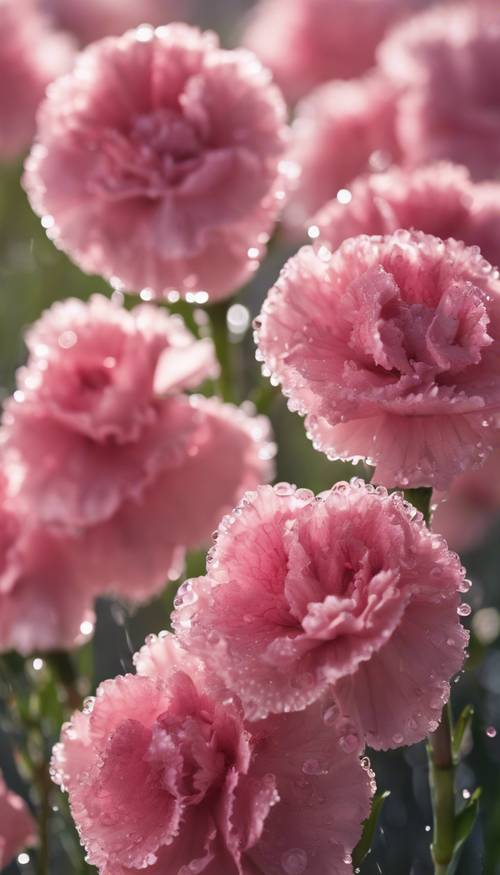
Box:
243;0;421;103
42;0;191;45
0;0;74;160
24;23;289;301
256;230;500;488
52;633;373;875
0;294;273;653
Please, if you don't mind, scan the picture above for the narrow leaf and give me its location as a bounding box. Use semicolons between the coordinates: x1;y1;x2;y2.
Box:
352;791;390;867
453;788;481;859
452;705;474;762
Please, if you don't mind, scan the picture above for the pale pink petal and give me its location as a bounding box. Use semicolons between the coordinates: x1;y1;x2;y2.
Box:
256;232;500;488
0;773;36;869
174;480;468;750
24;25;288;301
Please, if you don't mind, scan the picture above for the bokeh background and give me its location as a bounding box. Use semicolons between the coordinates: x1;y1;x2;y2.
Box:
0;1;499;874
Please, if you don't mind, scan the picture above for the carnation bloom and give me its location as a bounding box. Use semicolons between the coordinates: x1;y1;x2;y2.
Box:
285;73;401;235
378;3;500;181
0;773;36;868
24;24;288;301
0;0;74;161
243;0;421;103
42;0;190;45
256;230;500;488
0;472;95;654
173;481;469;749
433;445;500;553
313;163;500;269
2;295;274;603
52;633;372;875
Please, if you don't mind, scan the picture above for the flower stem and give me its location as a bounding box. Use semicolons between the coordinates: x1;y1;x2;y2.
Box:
428;702;456;874
206;300;234;403
403;486;457;875
35;762;51;875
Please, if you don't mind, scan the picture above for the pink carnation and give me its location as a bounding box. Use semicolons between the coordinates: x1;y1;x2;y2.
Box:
0;474;95;655
285;73;401;235
0;0;74;161
314;163;500;269
23;24;288;301
173;481;469;749
52;633;372;874
0;772;36;868
378;3;500;181
42;0;191;45
243;0;422;103
3;295;274;603
256;230;500;488
433;445;500;553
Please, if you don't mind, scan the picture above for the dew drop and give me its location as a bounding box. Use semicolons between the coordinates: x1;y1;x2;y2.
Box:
486;726;497;738
458;603;472;617
281;848;307;874
323;704;339;726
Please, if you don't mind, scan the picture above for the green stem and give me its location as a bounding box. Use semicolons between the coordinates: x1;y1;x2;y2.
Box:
428;703;456;874
35;762;51;875
403;487;457;875
206;300;234;402
46;651;82;710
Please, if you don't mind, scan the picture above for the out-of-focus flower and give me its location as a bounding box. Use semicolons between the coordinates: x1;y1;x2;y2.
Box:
433;444;500;553
314;163;500;269
42;0;190;46
379;3;500;181
52;633;372;875
0;0;74;161
285;73;401;235
243;0;422;103
24;24;289;301
0;472;95;655
2;295;274;603
0;772;36;868
256;231;500;488
173;481;469;749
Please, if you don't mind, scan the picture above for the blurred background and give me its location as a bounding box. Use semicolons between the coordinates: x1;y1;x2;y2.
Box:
0;1;499;874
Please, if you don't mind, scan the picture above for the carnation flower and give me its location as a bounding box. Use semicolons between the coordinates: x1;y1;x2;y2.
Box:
256;230;500;488
313;163;500;269
433;445;500;553
0;772;36;868
285;73;401;235
52;633;372;874
0;0;74;160
23;24;288;301
243;0;420;103
378;3;500;181
173;481;469;749
0;473;95;654
42;0;190;46
2;295;274;603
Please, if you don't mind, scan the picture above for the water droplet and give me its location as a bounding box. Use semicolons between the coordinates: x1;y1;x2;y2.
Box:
392;733;404;746
425;825;431;833
281;848;307;875
486;726;497;738
458;603;472;617
343;854;352;865
323;704;339;726
58;330;77;349
302;758;327;775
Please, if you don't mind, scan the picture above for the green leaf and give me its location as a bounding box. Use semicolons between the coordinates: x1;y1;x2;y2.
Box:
453;788;481;860
352;791;390;868
452;705;474;762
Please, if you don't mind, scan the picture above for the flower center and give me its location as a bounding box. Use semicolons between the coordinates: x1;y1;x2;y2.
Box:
89;109;205;200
